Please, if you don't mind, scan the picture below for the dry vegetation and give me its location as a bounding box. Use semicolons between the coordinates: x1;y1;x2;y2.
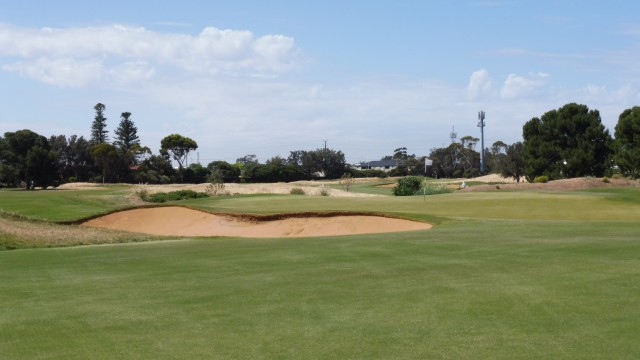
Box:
461;177;640;192
60;181;383;198
0;214;158;250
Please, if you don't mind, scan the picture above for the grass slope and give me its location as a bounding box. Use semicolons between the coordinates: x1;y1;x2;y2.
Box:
0;186;134;221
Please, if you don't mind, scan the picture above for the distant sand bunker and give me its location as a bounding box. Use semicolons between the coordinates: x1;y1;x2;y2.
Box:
82;207;432;238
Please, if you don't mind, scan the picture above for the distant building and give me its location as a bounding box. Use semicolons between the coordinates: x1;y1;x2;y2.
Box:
354;160;398;172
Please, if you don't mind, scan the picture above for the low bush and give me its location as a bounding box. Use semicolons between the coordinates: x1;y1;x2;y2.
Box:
362;169;388;178
290;187;305;195
393;176;423;196
319;188;330;196
533;175;549;183
146;190;209;203
602;176;610;183
348;169;388;178
133;186;149;201
340;173;355;192
205;182;227;196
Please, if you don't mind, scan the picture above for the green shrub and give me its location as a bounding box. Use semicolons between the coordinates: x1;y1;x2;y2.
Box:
533;175;549;183
463;168;480;178
147;193;169;203
146;190;209;203
319;188;330;196
393;176;423;196
349;169;388;178
290;187;305;195
602;176;610;183
362;169;388;178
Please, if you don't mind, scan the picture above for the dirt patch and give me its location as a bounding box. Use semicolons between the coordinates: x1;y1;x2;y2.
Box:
56;182;104;190
461;177;639;192
81;207;432;238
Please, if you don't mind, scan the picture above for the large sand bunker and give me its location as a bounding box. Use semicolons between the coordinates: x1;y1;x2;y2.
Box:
82;207;432;238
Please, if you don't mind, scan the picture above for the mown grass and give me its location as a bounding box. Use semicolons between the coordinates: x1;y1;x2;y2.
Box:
0;186;135;221
326;180;395;196
1;183;640;359
1;220;639;359
183;189;640;222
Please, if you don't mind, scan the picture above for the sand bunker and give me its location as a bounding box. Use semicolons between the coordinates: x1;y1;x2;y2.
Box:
82;207;432;238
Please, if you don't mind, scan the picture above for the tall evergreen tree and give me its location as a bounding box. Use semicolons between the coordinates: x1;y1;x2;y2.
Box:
90;103;108;144
522;103;613;180
500;142;526;183
614;106;640;178
114;112;140;151
2;129;57;188
49;134;93;182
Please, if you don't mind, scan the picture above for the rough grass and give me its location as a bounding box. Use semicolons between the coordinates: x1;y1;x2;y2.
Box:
0;213;159;250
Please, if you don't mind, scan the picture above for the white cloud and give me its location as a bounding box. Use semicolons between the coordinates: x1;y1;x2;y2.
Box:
0;22;303;87
467;69;493;100
584;83;607;98
581;83;640;103
501;72;550;98
107;61;156;85
2;57;103;87
116;75;478;162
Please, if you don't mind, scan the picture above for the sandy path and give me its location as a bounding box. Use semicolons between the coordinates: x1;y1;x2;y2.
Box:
82;207;432;238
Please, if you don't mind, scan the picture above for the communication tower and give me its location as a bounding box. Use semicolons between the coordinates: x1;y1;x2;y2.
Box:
477;111;486;173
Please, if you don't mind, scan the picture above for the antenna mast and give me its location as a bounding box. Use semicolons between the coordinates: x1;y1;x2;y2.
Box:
477;111;486;174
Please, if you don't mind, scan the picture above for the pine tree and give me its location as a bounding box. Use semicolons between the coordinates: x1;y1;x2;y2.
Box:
90;103;108;144
114;112;140;151
522;103;613;180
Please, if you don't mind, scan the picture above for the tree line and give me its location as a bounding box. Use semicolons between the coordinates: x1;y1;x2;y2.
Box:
424;103;639;181
0;103;349;188
2;102;640;188
364;103;639;182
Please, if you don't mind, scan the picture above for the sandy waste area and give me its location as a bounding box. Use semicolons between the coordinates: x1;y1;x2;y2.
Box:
82;207;432;238
58;181;382;197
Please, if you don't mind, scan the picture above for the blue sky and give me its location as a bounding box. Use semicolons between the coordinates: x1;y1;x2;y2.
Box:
2;1;640;164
